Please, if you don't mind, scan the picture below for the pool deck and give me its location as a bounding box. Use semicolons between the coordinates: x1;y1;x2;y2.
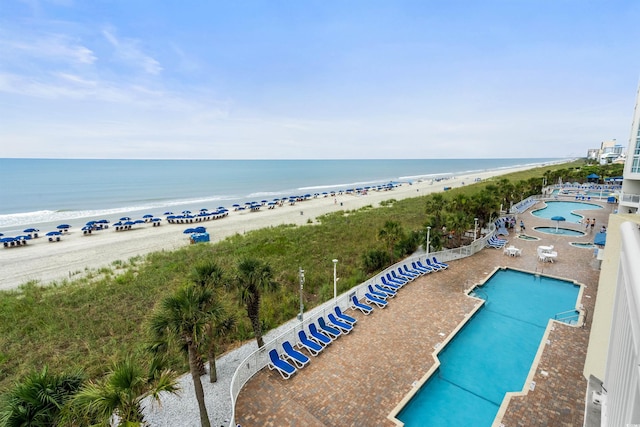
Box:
235;198;609;426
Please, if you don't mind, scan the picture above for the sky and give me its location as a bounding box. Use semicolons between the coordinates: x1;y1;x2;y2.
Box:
1;0;639;159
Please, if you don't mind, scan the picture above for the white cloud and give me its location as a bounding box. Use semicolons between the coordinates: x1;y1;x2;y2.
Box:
0;33;96;65
102;28;162;75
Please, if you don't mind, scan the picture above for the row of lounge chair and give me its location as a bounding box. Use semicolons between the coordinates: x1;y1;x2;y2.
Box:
350;257;449;316
267;306;358;379
486;235;508;249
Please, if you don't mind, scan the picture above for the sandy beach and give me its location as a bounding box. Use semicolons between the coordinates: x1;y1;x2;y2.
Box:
0;165;539;291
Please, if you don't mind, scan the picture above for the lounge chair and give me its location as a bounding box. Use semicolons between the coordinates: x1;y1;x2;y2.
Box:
412;261;430;274
268;349;296;379
327;313;353;333
367;284;389;300
317;317;342;339
425;258;443;271
308;323;333;345
396;267;416;280
381;276;402;289
334;306;357;324
390;271;409;284
297;330;324;356
282;341;310;368
403;264;422;276
432;256;449;269
351;295;373;315
365;292;388;308
387;271;407;284
374;284;396;298
416;260;435;273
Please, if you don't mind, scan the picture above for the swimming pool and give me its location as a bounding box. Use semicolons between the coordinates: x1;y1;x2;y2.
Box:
533;227;586;236
396;268;581;426
531;201;602;223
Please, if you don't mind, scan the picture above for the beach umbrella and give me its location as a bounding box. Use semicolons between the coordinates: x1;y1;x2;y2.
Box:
97;219;110;223
151;218;161;222
46;231;61;236
124;221;135;226
182;210;191;215
550;215;566;232
113;221;123;226
1;237;15;243
120;216;131;221
56;224;71;229
23;228;39;233
164;211;174;215
0;233;3;237
200;208;208;212
143;214;154;218
135;219;145;224
184;228;197;233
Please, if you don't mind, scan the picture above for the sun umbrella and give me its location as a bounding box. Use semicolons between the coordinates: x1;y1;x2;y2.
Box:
142;214;154;218
56;224;71;229
120;216;131;221
550;215;566;232
46;231;61;236
23;228;39;233
164;211;174;215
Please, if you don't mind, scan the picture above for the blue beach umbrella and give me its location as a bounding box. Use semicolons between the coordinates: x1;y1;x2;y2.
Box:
24;228;39;233
57;224;71;230
120;216;131;221
550;215;566;232
164;211;174;215
143;214;154;218
46;231;61;236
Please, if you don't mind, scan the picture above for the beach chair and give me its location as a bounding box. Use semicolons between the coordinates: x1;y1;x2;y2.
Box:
390;271;410;284
432;257;449;269
317;317;342;339
416;260;435;273
365;292;388;308
425;259;443;271
374;284;396;298
268;349;296;379
381;276;402;289
334;306;357;324
367;284;389;300
351;295;373;315
282;341;310;368
297;330;324;356
327;313;353;334
396;267;416;280
411;261;430;274
308;323;333;345
403;264;423;276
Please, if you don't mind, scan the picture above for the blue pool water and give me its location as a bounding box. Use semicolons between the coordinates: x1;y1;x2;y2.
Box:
397;269;580;427
531;201;602;223
533;227;585;236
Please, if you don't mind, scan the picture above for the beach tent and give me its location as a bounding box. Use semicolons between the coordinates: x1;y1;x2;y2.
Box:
586;173;600;183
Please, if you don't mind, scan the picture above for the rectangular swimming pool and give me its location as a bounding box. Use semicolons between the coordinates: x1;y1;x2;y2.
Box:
396;268;582;426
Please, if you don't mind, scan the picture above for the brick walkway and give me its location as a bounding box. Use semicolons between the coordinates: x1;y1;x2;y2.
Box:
235;198;608;426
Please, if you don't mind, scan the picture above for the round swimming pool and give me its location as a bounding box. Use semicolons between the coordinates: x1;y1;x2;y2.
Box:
531;201;603;223
533;227;586;236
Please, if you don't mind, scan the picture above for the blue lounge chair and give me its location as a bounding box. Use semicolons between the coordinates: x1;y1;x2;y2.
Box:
381;276;402;289
374;284;396;298
297;330;324;356
268;349;296;379
367;284;389;300
396;267;416;280
351;295;373;315
327;313;353;333
386;272;406;285
411;261;430;274
403;264;422;276
282;341;310;368
309;323;333;345
317;317;342;339
365;292;388;308
425;258;443;271
432;256;449;269
334;306;357;324
416;260;435;273
391;271;410;283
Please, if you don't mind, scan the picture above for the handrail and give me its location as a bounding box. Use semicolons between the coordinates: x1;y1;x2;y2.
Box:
227;228;497;426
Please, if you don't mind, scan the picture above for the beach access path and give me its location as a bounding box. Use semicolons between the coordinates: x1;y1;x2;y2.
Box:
0;165;535;291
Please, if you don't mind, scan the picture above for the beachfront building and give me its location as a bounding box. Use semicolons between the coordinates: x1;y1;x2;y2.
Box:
597;140;625;165
620;85;640;214
582;87;640;426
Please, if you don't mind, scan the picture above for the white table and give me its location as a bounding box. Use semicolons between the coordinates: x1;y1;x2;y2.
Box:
504;246;521;257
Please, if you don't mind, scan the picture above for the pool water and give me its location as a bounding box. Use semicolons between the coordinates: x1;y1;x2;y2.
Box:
533;227;585;236
397;269;580;427
531;201;602;223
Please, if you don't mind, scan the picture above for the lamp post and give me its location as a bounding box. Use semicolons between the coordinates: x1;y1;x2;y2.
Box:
332;259;338;303
426;226;431;256
298;267;305;322
474;218;478;241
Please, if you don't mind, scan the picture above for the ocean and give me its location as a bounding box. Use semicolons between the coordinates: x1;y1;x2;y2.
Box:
0;158;565;234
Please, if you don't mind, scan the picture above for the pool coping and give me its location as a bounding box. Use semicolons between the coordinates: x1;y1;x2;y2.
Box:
386;266;587;427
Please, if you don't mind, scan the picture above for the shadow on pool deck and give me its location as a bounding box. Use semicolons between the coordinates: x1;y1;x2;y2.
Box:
235;198;606;426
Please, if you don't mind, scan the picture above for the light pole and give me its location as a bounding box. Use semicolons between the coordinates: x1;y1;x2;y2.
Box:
298;267;305;322
474;218;478;241
332;259;338;303
426;226;431;256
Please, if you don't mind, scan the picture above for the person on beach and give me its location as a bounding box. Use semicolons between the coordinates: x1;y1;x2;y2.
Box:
590;219;595;233
585;218;590;230
520;220;525;234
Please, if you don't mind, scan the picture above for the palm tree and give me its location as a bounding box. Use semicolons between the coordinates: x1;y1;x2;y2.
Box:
234;258;275;349
0;367;84;427
62;357;178;427
378;220;404;263
150;285;221;427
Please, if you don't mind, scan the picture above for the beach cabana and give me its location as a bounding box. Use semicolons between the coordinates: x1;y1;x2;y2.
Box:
586;173;600;183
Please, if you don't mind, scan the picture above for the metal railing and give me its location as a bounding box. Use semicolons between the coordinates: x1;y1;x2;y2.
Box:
228;231;496;426
554;309;580;325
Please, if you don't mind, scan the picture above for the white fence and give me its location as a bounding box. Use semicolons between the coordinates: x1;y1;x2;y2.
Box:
227;232;493;426
601;221;640;426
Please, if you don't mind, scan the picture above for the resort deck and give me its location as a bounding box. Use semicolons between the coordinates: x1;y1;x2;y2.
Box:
235;198;607;426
